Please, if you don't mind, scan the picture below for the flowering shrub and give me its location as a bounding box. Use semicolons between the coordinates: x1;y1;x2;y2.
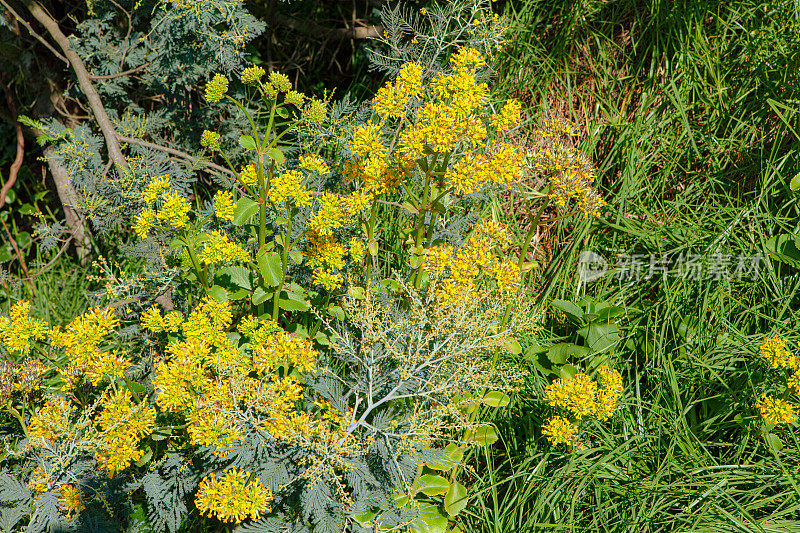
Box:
754;337;800;428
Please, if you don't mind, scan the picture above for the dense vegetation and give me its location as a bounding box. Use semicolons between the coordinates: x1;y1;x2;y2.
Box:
1;0;800;532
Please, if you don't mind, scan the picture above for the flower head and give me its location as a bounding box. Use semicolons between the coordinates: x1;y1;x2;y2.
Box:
268;71;292;92
201;130;221;152
756;393;798;426
542;416;580;447
214;190;235;223
205;74;229;103
195;469;272;523
241;66;265;86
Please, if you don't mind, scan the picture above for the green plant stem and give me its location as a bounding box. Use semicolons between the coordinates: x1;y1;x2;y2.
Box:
185;243;209;290
272;206;293;321
225;95;261;149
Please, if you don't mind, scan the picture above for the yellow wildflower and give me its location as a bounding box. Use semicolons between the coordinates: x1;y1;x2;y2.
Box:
351;121;385;159
205;74;229;103
201;130;221;152
269;170;311;206
214;190;235;223
134;209;156;239
57;484;85;520
157;191;190;228
542;416;580;447
303;98;327;124
198;231;249;265
241;66;265;85
239;163;258;186
28;397;76;447
761;337;798;370
0;301;49;356
285;90;305;107
252;330;317;374
95;390;156;477
143;175;170;203
544;374;598;419
756;393;798;426
595;366;623;420
450;47;486;71
348;238;366;262
195;469;272;523
313;269;344;291
493;99;522;131
269;71;292;92
298;154;329;175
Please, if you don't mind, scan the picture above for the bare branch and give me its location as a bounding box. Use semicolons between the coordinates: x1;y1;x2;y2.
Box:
116;134;236;177
0;0;67;64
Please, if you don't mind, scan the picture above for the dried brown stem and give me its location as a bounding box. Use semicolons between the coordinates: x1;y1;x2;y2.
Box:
0;85;24;209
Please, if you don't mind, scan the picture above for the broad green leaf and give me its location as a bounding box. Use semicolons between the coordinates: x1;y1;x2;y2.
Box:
480;391;511;407
765;233;800;268
466;425;498;446
208;285;228;302
415;504;448;533
559;364;578;380
577;322;621;353
444;482;468;517
352;510;374;527
547;343;589;364
552;299;584;324
278;295;309;311
767;433;783;452
251;287;270;305
233;197;259;226
238;135;257;150
134;446;153;467
216;265;251;290
415;474;450;496
258;251;282;287
169;237;184;250
266;147;285;166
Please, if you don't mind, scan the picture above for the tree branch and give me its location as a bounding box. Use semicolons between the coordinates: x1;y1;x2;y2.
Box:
116;134;236;177
24;0;130;177
0;0;67;64
0;85;24;209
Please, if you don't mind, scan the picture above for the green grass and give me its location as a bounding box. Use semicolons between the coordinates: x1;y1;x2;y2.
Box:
467;0;800;531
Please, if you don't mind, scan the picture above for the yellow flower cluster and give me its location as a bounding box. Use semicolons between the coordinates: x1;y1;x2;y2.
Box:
372;62;424;119
201;130;221;151
241;66;265;86
269;169;312;206
158;191;191;228
143;175;171;203
0;300;49;355
239;163;258;186
423;219;521;304
303;98;327;124
541;415;580;447
445;141;525;194
141;305;184;334
307;193;367;236
269;71;292;92
756;393;797;426
56;484;85;520
251;329;318;374
760;337;798;370
530;142;606;216
541;366;623;449
198;231;250;265
52;306;128;387
303;229;364;291
285;90;305;107
299;154;329;175
492;99;522;131
214;190;235;223
29;397;76;447
95;390;156;477
543;366;623;421
195;469;272;523
205;74;229;103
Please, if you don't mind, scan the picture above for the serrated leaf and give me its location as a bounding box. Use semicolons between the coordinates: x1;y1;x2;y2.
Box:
444;481;468;517
415;474;450;496
239;135;257;150
234;197;259;226
208;285;228;302
480;391;511;407
258;251;283;287
252;287;270;305
216;265;252;290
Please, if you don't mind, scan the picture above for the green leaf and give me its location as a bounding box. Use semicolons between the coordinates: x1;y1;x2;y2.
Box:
216;265;252;290
134;446;153;467
765;233;800;268
444;481;468;517
251;287;270;305
503;337;522;355
552;299;584;324
767;433;783;452
258;251;283;287
466;425;498;446
234;197;259;226
577;322;621;353
266;147;285;166
415;474;450;496
278;295;309;312
547;343;590;364
208;285;228;302
791;172;800;191
559;364;578;380
352;510;374;527
169;237;185;250
480;391;511;407
238;135;257;150
415;504;448;533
